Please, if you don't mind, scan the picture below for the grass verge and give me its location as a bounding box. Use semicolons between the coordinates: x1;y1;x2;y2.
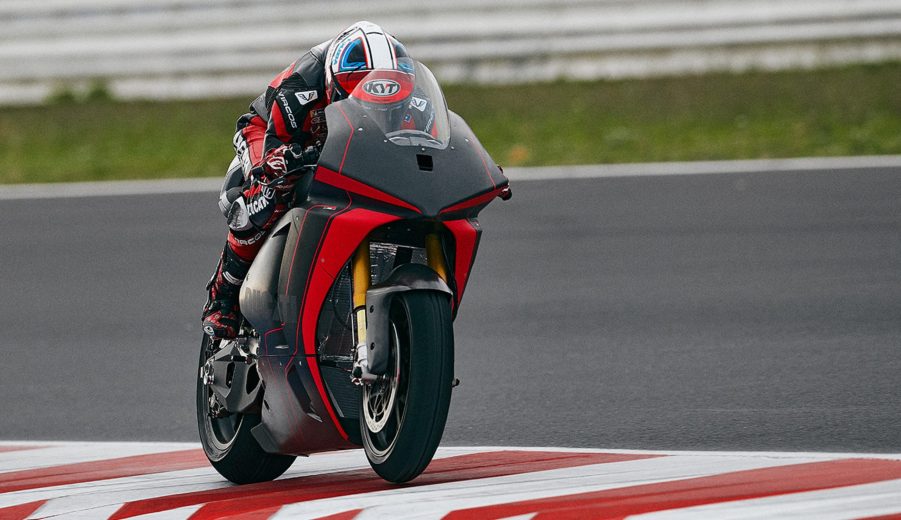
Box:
1;62;898;184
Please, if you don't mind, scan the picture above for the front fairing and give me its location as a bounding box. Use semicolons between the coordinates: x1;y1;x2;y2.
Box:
314;63;507;217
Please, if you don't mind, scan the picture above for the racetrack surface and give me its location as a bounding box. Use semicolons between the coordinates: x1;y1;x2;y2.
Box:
1;166;899;452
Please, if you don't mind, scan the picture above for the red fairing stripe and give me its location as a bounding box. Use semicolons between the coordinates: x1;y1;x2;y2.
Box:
316;166;421;213
300;208;401;437
444;219;479;305
302;208;402;355
440;187;506;215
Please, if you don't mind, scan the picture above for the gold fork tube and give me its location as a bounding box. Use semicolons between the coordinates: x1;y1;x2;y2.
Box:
425;233;448;282
352;240;371;347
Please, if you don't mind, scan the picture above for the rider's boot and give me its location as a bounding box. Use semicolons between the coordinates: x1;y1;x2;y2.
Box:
202;244;251;339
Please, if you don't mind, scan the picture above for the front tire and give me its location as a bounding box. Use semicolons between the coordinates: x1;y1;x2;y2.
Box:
196;334;295;484
361;291;454;483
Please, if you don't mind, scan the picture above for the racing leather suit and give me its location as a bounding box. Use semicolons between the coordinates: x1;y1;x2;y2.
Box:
227;39;332;261
202;40;333;339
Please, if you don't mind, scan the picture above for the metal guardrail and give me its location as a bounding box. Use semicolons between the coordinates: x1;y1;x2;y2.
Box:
1;0;899;104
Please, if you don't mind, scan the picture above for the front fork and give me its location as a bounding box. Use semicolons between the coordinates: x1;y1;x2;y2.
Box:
351;234;448;383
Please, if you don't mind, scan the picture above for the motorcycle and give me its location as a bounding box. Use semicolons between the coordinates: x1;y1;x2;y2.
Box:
197;60;510;484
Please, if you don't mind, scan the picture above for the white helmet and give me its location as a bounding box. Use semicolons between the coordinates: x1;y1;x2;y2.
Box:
324;21;412;101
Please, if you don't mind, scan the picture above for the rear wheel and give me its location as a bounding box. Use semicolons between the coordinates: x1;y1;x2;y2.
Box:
196;334;295;484
361;291;454;483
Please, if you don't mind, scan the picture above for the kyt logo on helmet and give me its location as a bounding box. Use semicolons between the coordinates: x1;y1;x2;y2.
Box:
362;79;401;97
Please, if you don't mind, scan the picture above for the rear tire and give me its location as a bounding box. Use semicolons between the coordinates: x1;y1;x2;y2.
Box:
196;334;295;484
361;291;454;483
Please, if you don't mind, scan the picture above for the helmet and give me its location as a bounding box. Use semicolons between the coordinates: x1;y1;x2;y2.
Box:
324;21;413;102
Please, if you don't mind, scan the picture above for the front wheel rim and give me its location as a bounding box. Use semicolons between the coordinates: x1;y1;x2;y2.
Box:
362;321;407;458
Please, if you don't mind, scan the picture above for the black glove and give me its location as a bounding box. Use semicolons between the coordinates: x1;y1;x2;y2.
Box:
285;144;320;172
260;144;320;194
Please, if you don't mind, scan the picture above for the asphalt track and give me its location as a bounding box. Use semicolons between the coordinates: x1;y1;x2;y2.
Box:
1;165;899;454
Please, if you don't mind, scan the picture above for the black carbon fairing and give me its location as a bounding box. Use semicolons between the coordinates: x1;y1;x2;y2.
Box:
319;107;504;217
315;62;507;217
239;216;290;332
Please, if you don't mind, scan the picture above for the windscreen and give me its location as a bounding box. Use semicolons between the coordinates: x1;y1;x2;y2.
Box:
346;60;450;150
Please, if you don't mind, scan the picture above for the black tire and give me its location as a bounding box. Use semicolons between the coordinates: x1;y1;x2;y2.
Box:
196;334;295;484
360;291;454;483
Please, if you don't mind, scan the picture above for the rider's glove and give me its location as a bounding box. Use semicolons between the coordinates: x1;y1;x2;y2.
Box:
259;144;320;194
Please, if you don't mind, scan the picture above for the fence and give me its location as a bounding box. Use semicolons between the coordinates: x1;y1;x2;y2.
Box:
1;0;899;104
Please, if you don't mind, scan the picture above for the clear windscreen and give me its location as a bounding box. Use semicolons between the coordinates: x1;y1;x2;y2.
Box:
346;60;450;150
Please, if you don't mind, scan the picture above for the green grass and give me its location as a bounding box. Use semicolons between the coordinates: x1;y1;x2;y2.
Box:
1;62;899;184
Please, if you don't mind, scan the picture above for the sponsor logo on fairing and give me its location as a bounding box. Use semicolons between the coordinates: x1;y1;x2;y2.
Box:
410;96;428;111
295;90;319;105
362;79;400;97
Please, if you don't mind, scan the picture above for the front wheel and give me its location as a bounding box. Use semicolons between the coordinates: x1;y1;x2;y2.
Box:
361;291;454;483
196;334;295;484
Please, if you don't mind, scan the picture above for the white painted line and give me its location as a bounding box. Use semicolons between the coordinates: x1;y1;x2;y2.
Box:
442;445;901;461
0;442;198;474
0;177;222;200
0;155;901;200
5;441;899;462
503;154;901;181
0;155;899;201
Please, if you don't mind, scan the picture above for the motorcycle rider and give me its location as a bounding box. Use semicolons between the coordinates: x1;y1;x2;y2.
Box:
202;21;414;339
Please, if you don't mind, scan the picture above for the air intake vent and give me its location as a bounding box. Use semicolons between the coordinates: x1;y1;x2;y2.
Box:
417;154;433;171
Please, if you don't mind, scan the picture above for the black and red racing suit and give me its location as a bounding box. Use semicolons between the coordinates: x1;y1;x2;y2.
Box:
225;40;332;263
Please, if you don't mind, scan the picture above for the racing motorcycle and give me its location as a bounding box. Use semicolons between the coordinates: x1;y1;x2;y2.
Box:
196;60;510;484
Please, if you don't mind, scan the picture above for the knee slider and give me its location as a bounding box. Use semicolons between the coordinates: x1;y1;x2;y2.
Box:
226;197;253;232
219;156;246;217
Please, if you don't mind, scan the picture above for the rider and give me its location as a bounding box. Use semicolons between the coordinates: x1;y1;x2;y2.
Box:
202;21;414;339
